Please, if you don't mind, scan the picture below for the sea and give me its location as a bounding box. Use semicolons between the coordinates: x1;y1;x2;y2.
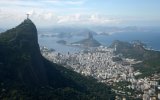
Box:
38;32;160;54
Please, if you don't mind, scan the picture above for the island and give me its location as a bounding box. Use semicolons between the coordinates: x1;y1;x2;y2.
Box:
56;40;67;45
71;32;101;47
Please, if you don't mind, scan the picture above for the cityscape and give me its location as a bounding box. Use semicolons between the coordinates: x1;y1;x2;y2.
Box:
41;43;160;100
0;0;160;100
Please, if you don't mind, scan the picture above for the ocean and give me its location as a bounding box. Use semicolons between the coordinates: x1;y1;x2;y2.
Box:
38;32;160;54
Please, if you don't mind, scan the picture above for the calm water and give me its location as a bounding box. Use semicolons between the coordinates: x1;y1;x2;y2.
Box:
38;32;160;54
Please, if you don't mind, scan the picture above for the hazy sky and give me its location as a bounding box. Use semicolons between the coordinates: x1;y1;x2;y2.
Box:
0;0;160;28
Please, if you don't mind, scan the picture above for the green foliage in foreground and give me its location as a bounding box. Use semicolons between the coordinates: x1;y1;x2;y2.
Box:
0;58;115;100
0;19;115;100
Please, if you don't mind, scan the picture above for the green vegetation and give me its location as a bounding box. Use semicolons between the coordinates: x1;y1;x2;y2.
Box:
134;58;160;78
110;40;160;78
112;57;122;62
0;19;115;100
112;81;134;94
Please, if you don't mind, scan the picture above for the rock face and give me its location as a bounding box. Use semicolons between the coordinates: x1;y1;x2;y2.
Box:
0;19;114;99
72;32;101;47
0;19;48;86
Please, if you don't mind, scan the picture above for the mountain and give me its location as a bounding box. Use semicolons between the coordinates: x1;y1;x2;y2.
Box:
0;19;48;86
110;40;160;78
71;32;101;47
110;40;160;60
89;26;160;35
110;40;147;60
0;19;114;99
56;40;67;45
38;27;97;38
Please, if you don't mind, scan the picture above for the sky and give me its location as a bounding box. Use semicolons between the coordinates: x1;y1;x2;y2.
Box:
0;0;160;28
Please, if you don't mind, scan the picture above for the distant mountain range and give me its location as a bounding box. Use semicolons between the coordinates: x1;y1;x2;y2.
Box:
0;19;114;99
39;27;97;38
38;26;160;37
90;26;160;35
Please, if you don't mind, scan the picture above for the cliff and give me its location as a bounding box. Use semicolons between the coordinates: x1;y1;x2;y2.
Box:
0;19;114;99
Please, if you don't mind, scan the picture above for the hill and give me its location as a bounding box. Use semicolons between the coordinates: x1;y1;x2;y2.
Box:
110;40;160;77
0;19;114;100
71;32;101;47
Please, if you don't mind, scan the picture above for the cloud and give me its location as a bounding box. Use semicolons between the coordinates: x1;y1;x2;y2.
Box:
0;0;120;27
0;0;121;28
57;14;81;23
0;0;44;9
40;0;86;6
57;14;120;26
0;8;25;28
65;1;85;5
89;14;117;24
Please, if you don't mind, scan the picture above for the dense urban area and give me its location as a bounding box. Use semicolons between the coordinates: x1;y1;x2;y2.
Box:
41;45;160;100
